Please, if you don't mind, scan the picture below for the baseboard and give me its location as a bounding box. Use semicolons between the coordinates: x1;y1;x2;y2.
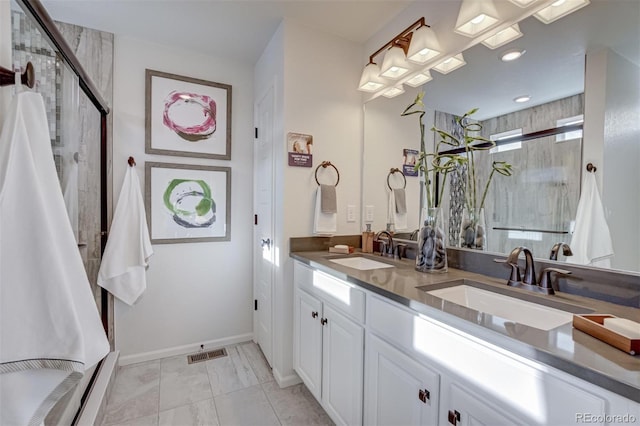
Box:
118;333;254;366
76;351;119;426
273;367;302;388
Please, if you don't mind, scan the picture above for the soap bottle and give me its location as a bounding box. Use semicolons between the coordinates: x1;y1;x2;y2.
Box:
362;224;374;253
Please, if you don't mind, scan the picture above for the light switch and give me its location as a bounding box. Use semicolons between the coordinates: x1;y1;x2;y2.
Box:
365;205;374;222
347;205;356;222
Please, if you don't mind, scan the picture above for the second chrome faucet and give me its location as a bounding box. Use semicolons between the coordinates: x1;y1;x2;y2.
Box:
499;246;572;295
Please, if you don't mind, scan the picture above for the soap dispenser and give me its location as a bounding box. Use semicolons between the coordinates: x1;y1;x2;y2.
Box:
362;224;374;253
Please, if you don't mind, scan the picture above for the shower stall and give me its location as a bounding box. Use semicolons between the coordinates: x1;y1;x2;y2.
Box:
4;0;114;423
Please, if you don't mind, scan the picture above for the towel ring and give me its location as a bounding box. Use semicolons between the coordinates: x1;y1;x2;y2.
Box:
387;168;406;190
315;161;340;187
586;163;597;173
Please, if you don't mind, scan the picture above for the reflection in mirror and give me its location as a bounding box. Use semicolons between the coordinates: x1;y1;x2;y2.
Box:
363;0;639;273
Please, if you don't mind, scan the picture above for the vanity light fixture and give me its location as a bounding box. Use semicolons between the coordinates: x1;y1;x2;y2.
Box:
405;70;433;88
481;24;523;49
501;49;526;62
432;53;466;75
406;25;441;65
357;17;428;92
357;62;387;92
380;44;412;80
455;0;501;37
514;95;531;103
382;84;406;99
533;0;590;24
507;0;539;7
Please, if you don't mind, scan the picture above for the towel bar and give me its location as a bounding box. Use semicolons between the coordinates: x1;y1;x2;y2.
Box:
315;161;340;186
387;168;406;190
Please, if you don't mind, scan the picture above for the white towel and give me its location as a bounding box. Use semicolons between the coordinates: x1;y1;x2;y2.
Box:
313;187;337;235
98;166;153;306
387;190;408;231
62;160;79;241
567;172;614;267
0;88;109;425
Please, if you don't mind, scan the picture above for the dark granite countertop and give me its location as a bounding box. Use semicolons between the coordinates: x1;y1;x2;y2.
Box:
291;250;640;403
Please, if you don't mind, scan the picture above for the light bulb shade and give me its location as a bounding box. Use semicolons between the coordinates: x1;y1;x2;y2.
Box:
405;70;433;88
382;84;405;98
358;62;387;92
534;0;589;24
481;24;523;49
508;0;538;7
380;45;411;80
455;0;500;37
432;53;466;75
407;26;441;65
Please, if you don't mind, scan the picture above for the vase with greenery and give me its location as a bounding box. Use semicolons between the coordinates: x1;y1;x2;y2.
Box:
402;92;463;272
431;108;513;250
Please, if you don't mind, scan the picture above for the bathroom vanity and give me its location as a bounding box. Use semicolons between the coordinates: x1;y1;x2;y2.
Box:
291;249;640;426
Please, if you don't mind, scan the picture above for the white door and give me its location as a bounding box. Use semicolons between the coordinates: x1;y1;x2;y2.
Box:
322;304;364;426
294;289;323;400
364;334;440;426
254;85;274;367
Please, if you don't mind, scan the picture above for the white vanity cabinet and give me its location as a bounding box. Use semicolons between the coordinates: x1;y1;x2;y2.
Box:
367;294;611;426
364;333;440;425
293;262;365;426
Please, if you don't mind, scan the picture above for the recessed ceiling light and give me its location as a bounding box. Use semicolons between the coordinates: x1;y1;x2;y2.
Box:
501;49;525;62
514;95;531;103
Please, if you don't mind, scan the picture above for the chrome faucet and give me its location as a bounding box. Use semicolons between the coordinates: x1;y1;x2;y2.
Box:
374;231;395;257
549;242;573;261
506;246;537;287
499;246;572;295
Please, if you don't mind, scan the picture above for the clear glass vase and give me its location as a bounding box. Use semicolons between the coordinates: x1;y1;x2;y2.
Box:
459;207;487;250
415;207;448;273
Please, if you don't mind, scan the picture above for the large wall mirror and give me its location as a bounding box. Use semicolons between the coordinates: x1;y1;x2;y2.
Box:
363;0;639;274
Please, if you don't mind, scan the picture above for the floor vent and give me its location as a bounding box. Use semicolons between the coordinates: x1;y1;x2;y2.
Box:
187;348;227;364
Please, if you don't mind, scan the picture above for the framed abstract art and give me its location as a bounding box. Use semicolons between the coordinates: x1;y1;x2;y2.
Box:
145;69;232;160
145;162;231;244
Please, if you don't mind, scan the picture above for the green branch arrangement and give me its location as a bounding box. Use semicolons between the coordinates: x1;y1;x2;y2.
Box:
431;108;513;211
401;92;465;209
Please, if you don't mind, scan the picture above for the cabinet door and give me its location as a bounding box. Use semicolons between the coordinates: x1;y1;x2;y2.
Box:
444;382;523;426
322;304;364;426
364;334;440;426
294;289;323;400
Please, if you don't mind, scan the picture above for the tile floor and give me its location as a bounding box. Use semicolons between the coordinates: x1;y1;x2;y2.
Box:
102;342;333;426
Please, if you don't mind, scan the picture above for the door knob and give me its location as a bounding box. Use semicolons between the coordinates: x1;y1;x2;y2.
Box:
311;311;318;318
261;238;271;249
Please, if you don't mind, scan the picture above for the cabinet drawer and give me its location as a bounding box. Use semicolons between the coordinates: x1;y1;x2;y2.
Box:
294;261;365;323
368;294;418;353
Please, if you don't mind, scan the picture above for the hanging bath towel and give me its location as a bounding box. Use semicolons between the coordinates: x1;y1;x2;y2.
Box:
567;172;614;267
387;189;408;231
98;165;153;305
0;85;109;426
313;185;337;235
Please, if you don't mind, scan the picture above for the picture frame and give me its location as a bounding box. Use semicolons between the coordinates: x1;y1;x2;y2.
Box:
145;69;232;160
145;162;231;244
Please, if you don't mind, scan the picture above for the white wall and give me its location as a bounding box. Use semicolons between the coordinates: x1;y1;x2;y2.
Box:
602;50;640;272
254;19;364;385
113;36;254;363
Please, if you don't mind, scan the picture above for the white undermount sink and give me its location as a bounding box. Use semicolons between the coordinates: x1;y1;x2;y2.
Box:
329;256;395;271
427;285;574;331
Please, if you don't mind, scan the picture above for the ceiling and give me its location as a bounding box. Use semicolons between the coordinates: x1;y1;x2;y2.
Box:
26;0;640;120
37;0;412;64
372;0;640;120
